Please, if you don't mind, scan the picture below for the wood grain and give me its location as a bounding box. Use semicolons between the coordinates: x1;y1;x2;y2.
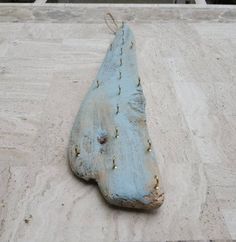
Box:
68;24;164;209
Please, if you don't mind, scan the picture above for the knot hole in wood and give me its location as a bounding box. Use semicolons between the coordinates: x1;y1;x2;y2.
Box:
97;131;108;145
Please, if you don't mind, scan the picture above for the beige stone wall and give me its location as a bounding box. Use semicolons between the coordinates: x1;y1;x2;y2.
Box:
0;4;236;242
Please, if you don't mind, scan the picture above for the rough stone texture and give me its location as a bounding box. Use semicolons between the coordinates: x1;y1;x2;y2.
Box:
0;4;236;242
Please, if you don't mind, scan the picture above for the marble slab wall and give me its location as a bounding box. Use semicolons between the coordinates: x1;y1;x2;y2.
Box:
0;4;236;242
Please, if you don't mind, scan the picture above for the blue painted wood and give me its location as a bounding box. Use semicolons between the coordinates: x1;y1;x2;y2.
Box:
68;24;164;209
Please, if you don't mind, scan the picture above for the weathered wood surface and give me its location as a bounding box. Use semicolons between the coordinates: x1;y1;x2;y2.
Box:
68;24;164;209
1;4;236;242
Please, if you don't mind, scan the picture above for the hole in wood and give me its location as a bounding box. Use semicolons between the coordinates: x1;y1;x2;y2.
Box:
97;133;108;144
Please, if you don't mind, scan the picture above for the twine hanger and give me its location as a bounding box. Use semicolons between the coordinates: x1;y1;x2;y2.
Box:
104;13;123;35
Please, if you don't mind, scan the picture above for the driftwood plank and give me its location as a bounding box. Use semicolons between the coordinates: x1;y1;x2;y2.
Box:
68;24;164;209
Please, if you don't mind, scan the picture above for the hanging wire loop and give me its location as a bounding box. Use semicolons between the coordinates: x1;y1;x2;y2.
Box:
104;13;120;35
